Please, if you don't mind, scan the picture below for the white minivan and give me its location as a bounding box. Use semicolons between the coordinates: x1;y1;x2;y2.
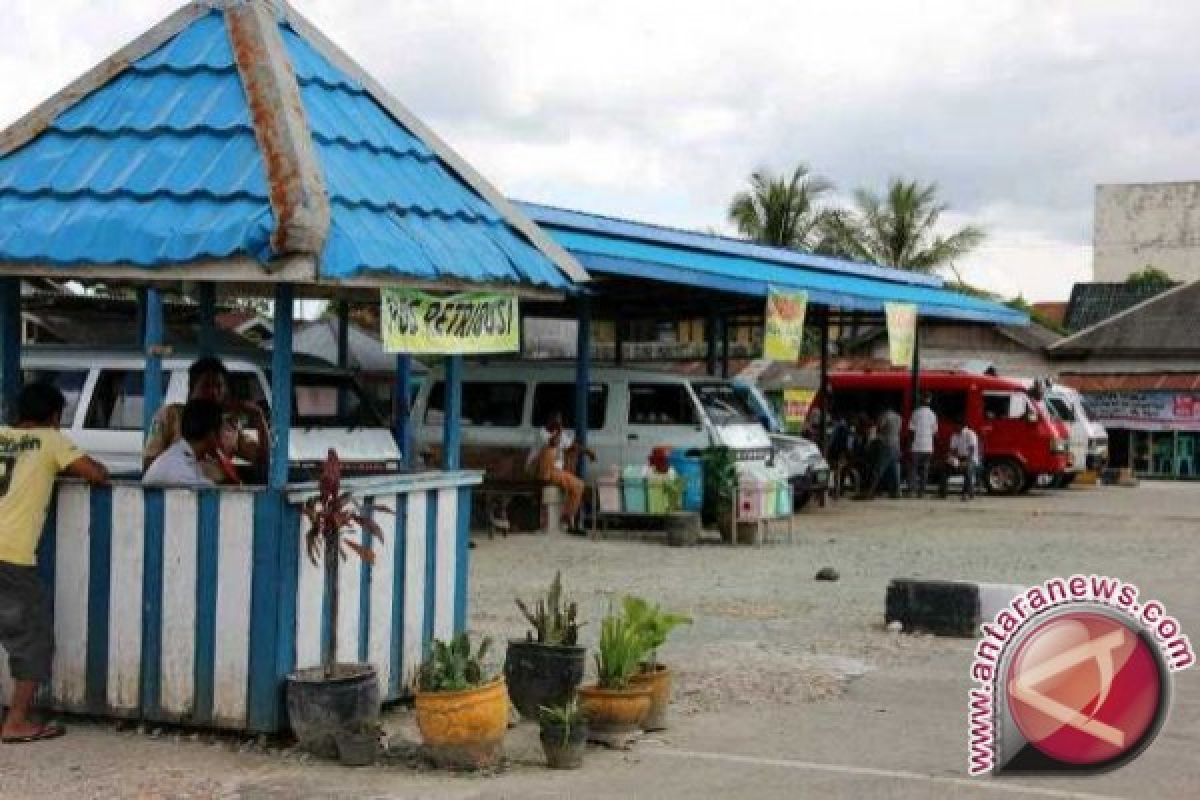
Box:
1043;383;1109;484
22;346;402;479
411;364;776;480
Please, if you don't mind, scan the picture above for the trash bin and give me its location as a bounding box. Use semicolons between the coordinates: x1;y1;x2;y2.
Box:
668;450;705;512
622;466;647;513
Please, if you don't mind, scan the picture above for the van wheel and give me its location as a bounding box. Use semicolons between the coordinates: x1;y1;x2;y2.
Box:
985;459;1025;496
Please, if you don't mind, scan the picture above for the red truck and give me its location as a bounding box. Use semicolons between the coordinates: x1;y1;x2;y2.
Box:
823;370;1070;495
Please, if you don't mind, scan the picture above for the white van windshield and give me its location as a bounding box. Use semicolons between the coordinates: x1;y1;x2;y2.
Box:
691;382;758;424
1045;395;1076;422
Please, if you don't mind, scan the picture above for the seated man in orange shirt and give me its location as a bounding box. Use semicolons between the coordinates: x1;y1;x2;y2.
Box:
526;412;593;533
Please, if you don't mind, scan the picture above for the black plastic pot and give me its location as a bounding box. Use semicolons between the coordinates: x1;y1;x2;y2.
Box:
540;721;587;769
665;512;701;547
335;730;380;767
504;640;586;721
286;663;380;758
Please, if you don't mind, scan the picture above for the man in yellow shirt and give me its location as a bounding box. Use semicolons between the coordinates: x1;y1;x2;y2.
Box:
0;382;108;744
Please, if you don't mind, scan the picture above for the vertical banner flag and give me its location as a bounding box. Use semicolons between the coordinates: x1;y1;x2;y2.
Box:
782;388;817;434
885;302;918;367
381;288;519;354
763;288;808;361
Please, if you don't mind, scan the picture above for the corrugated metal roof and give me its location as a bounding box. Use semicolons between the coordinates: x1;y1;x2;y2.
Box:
0;5;574;290
0;12;274;266
519;201;1027;324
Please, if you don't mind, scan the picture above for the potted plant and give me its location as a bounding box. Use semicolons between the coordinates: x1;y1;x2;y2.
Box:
624;596;692;731
662;475;701;546
702;446;738;541
414;634;509;768
538;699;587;769
577;605;653;747
505;572;586;721
286;450;390;758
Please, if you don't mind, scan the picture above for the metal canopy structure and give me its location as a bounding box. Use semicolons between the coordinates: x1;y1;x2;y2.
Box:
0;1;586;294
520;201;1026;325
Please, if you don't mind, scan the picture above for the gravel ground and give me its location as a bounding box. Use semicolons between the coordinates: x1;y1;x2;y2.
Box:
1;482;1198;799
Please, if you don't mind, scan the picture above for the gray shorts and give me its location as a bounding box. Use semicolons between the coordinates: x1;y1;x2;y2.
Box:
0;562;53;683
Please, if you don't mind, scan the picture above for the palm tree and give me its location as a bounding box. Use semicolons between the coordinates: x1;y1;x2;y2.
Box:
728;165;834;249
821;178;985;276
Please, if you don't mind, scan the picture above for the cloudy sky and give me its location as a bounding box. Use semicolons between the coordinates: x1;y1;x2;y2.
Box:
6;1;1199;301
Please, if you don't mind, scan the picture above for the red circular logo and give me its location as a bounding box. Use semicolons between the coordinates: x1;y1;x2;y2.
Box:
1006;610;1164;767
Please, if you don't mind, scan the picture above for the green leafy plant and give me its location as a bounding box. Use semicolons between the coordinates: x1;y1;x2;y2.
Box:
661;475;687;513
594;606;646;690
538;698;585;746
302;450;391;680
417;634;495;693
622;596;692;669
702;446;738;524
515;571;582;646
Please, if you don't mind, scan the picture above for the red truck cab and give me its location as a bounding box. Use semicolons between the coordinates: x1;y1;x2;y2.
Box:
824;370;1070;494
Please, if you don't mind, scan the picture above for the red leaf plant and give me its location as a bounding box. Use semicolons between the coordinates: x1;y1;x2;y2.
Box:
302;450;392;679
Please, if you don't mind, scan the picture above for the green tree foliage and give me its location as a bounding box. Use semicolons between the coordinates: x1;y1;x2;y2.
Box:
1125;265;1174;291
728;165;834;249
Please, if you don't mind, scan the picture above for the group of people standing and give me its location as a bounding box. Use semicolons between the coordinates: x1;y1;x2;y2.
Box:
0;356;270;745
827;394;981;501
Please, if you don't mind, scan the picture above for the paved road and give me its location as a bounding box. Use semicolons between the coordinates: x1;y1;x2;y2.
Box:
2;483;1197;798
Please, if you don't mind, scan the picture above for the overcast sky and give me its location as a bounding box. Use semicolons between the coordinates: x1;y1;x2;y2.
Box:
6;1;1200;301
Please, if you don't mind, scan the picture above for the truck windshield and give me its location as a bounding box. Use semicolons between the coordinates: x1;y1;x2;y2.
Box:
258;372;385;428
691;382;759;425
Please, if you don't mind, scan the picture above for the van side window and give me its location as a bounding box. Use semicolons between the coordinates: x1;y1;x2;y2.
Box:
23;369;87;427
424;381;526;427
532;383;608;430
85;370;144;430
830;389;904;420
930;390;967;423
1045;396;1075;422
628;384;698;426
983;392;1028;420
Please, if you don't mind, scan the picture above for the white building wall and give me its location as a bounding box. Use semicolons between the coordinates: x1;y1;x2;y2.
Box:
1094;182;1200;283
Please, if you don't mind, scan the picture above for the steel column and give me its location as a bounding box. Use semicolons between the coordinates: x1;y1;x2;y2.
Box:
575;297;592;478
443;355;463;470
909;317;922;413
394;354;414;468
720;315;730;379
143;287;165;438
818;307;830;451
0;277;21;422
269;284;294;489
706;313;719;377
197;282;217;356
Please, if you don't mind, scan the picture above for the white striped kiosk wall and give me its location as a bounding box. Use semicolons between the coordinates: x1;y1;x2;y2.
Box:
0;471;478;733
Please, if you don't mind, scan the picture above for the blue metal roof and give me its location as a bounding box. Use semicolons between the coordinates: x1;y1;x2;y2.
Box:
0;8;571;290
519;201;1027;325
0;12;274;265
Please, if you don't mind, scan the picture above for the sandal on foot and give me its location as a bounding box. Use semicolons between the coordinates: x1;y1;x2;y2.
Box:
3;723;66;744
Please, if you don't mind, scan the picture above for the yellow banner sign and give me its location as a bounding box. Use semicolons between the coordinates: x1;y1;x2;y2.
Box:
783;388;816;434
763;288;808;362
885;302;918;367
381;289;519;354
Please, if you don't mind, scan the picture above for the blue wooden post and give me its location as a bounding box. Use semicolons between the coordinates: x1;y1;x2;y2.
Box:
394;354;413;468
143;287;165;437
443;355;463;470
706;312;719;377
270;284;294;489
197;282;217;356
575;297;591;478
0;277;21;422
335;300;350;417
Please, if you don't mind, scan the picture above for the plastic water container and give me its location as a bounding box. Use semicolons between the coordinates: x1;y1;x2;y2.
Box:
762;480;779;517
597;467;621;513
737;478;766;521
646;468;676;514
775;479;793;516
622;466;647;513
668;450;705;512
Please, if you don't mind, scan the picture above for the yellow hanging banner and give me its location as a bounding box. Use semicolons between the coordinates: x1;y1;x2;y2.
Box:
763;288;808;362
381;288;519;354
885;302;918;367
